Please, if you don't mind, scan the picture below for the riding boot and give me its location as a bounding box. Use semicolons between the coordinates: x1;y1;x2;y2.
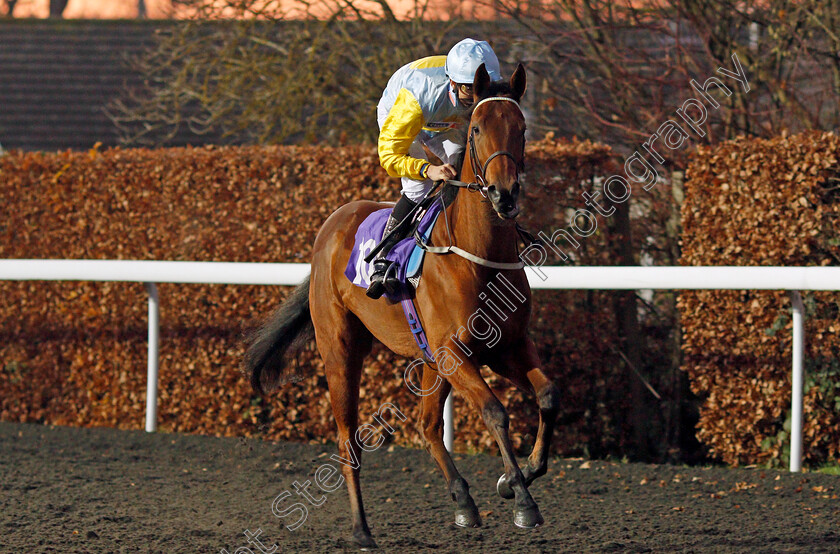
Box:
366;194;417;299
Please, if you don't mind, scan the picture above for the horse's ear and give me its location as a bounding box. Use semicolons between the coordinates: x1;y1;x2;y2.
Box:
473;63;491;103
511;63;527;101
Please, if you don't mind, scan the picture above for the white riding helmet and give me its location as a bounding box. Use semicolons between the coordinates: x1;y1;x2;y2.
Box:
445;38;502;84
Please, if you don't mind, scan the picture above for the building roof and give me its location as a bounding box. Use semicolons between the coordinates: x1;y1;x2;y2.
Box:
0;19;222;151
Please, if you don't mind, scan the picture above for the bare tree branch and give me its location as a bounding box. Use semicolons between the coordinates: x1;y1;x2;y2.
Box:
109;0;465;146
482;0;840;159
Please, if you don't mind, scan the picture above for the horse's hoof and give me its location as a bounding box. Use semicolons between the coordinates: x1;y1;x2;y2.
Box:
353;533;379;550
497;473;515;500
513;506;544;528
454;506;482;528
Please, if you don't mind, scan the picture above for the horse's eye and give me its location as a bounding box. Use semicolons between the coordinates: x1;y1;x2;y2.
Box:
472;126;480;135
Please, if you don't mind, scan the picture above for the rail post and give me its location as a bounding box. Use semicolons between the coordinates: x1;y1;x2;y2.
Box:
144;282;160;432
443;391;454;452
789;291;805;472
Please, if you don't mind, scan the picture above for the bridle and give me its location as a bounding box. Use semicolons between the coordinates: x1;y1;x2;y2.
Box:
413;96;537;270
464;96;526;195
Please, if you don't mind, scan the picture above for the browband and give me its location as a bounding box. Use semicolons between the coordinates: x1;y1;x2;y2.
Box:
473;96;521;111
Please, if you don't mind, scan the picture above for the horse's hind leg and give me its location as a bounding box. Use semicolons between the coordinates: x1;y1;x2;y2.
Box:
419;368;481;528
317;311;376;548
487;338;560;500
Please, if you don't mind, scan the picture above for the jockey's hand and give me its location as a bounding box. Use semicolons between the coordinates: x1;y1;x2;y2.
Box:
427;164;457;182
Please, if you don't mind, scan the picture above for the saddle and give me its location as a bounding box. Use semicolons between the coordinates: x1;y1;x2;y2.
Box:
344;185;458;303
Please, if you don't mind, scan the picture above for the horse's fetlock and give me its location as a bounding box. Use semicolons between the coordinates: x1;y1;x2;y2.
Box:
505;470;527;491
526;459;547;480
449;477;470;501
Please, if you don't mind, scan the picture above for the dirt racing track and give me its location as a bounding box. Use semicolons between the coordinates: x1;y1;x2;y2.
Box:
1;422;839;553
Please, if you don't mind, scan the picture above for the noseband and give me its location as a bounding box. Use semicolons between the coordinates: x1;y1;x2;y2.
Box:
467;96;526;194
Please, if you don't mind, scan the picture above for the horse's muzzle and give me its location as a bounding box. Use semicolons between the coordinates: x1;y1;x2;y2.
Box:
487;182;521;219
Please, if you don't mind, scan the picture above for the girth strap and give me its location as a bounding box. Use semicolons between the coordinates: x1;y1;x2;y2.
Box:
401;297;435;361
416;240;525;270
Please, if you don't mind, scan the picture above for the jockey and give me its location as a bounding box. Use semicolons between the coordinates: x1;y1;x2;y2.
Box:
366;38;502;299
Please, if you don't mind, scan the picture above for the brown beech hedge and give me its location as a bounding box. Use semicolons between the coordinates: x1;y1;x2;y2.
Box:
680;131;840;467
2;139;657;457
6;134;835;467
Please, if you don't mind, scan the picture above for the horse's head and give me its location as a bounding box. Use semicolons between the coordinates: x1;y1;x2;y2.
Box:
466;63;527;219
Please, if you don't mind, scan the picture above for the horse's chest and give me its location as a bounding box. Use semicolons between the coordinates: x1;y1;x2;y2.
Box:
437;293;530;355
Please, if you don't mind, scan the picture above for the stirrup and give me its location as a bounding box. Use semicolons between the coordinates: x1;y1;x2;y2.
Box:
366;259;402;299
366;279;387;299
366;260;393;299
381;261;401;295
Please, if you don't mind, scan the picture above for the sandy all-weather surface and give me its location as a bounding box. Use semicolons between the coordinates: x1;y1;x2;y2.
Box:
1;421;839;553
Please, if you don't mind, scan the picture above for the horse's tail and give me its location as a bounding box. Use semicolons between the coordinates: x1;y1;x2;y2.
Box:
246;275;315;395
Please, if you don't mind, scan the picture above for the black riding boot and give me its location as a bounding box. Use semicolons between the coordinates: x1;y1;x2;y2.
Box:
366;194;417;299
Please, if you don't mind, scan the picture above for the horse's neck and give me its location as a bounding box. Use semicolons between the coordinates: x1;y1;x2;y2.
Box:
446;168;519;264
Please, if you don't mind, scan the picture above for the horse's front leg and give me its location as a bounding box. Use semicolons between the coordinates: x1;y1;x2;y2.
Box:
445;357;543;528
418;367;481;528
487;338;560;499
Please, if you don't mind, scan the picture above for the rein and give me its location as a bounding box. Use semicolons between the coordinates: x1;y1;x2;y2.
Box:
416;96;535;271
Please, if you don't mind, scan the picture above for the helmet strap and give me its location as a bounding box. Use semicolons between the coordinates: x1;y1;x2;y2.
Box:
448;82;459;107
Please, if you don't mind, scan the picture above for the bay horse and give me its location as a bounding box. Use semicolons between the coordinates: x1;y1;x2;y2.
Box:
246;63;560;549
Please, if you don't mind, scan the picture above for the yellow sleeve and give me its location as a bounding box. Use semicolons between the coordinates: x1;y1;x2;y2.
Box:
378;88;428;180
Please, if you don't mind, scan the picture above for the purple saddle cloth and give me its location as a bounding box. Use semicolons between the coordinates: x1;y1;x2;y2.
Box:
344;201;442;302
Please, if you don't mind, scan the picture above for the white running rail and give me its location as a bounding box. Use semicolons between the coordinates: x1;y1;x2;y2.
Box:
3;260;838;472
